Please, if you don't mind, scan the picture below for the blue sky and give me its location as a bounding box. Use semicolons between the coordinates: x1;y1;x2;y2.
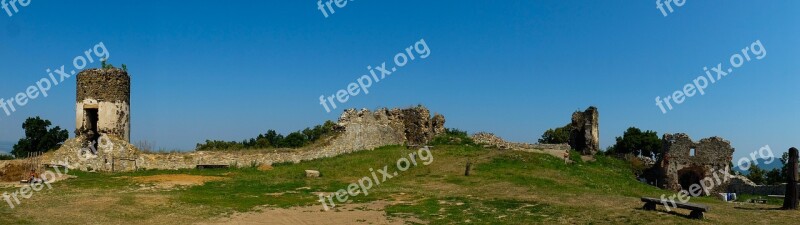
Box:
0;1;798;161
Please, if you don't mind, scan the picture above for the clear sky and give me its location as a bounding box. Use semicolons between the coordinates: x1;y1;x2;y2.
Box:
0;1;798;161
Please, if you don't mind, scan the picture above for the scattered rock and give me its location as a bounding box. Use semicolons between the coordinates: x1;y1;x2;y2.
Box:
305;170;320;178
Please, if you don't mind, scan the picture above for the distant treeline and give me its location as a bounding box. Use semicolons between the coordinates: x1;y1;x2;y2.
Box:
196;121;337;151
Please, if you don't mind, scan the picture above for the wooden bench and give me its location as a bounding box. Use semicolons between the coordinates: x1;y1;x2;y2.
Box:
641;197;709;219
196;165;229;169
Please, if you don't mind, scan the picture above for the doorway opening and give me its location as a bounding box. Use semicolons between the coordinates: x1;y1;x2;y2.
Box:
678;167;706;196
84;108;99;151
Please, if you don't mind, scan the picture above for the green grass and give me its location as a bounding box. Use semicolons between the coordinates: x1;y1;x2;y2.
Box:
386;197;575;224
735;193;785;206
1;143;792;224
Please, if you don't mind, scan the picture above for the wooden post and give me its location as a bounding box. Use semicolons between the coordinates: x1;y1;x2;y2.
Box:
783;147;799;210
465;160;471;176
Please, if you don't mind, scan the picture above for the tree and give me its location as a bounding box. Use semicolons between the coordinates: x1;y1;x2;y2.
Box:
195;120;337;150
538;124;570;144
282;132;307;148
747;164;766;185
765;168;783;185
11;117;69;158
264;130;283;148
607;127;662;159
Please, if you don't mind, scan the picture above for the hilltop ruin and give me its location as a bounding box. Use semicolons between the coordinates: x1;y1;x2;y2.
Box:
75;68;131;143
651;133;735;196
28;105;446;172
569;106;599;155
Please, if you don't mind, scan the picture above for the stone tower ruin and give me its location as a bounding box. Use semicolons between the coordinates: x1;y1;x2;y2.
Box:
75;68;131;143
569;106;599;155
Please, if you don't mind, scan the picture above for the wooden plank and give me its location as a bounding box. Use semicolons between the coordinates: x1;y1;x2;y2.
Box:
641;197;710;212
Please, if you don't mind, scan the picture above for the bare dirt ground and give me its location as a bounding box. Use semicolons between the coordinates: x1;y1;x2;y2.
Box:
198;201;423;225
130;174;227;189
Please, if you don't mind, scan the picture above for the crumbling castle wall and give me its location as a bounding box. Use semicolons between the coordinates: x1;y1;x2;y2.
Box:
726;175;800;196
569;106;599;155
336;106;445;146
472;132;570;151
25;106;446;172
655;133;735;196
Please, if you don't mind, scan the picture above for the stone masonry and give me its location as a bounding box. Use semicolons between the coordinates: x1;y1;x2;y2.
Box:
569;106;599;155
337;106;446;146
472;132;570;151
726;175;800;197
12;106;446;172
75;68;131;142
655;133;735;196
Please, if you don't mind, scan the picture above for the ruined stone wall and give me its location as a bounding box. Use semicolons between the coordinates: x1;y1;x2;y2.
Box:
76;69;130;103
75;68;131;142
337;106;445;146
76;101;130;141
569;106;599;155
12;106;445;172
725;175;800;196
472;132;570;151
656;133;735;195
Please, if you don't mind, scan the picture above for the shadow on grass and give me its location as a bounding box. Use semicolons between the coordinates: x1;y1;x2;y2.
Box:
633;207;695;220
733;206;784;211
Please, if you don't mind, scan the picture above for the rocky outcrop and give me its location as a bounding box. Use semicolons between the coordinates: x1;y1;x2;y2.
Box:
569;106;599;155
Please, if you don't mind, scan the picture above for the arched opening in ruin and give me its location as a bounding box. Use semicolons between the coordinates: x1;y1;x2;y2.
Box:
677;166;706;196
83;108;100;150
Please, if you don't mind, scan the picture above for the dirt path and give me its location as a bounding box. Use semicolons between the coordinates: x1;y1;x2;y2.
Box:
198;201;421;225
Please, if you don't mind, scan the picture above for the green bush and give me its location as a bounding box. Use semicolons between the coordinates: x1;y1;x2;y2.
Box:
429;128;475;146
0;154;14;160
11;117;69;158
538;125;570;144
606;127;661;159
197;120;337;151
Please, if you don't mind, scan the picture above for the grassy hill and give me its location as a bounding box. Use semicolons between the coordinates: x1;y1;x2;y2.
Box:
0;144;795;224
